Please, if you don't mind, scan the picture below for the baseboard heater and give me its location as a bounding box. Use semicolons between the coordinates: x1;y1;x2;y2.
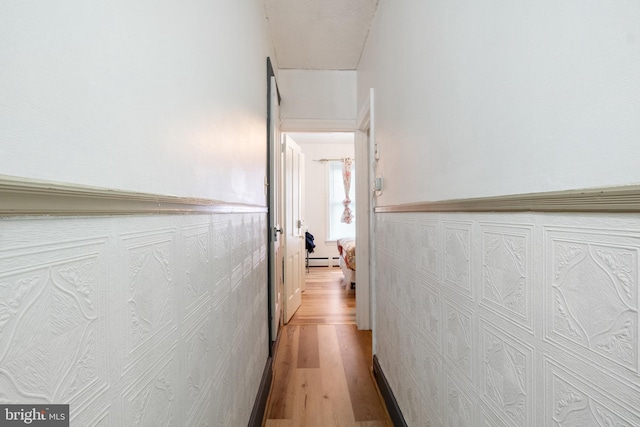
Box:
373;355;407;427
307;256;340;267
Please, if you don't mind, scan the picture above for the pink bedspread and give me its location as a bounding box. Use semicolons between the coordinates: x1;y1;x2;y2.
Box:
337;238;356;270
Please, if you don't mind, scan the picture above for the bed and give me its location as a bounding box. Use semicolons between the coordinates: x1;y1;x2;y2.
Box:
337;238;356;290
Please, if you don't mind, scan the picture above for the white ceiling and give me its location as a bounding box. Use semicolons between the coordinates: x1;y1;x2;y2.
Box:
264;0;379;70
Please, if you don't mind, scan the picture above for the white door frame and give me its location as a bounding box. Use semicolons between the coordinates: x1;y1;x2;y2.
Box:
267;59;283;347
355;89;374;332
279;92;375;332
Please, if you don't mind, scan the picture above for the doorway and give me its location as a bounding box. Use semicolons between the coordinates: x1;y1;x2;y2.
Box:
282;132;358;321
269;95;374;337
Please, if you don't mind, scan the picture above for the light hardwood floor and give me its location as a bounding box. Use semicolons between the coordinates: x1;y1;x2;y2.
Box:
290;267;356;325
264;267;391;427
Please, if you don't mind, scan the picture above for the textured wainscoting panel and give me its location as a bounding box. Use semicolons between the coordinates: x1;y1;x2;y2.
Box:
0;213;268;426
375;212;640;427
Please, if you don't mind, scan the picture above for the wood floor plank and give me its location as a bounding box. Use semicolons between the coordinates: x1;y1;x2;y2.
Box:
264;268;391;427
335;324;388;422
293;317;327;324
317;325;357;426
266;325;300;420
289;267;355;325
291;368;324;427
356;421;392;427
297;325;320;368
354;328;373;367
264;420;293;427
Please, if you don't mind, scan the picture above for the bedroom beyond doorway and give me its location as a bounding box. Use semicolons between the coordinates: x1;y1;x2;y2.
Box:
286;132;355;270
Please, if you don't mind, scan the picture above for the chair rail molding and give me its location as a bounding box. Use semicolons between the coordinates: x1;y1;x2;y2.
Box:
0;175;267;216
375;185;640;214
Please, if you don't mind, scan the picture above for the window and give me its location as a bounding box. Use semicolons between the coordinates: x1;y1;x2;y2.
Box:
327;160;355;241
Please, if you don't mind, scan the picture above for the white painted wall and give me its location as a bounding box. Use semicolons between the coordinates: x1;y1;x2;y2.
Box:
358;0;640;205
293;133;355;264
279;70;357;124
358;2;640;426
0;0;274;205
0;1;274;424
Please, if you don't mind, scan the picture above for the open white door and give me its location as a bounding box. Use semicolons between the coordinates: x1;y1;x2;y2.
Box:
283;134;305;323
268;75;283;342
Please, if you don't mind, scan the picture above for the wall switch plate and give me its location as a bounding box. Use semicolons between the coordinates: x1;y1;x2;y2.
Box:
374;174;384;196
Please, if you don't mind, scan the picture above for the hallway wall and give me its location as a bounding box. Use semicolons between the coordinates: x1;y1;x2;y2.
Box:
0;0;273;205
375;211;640;426
358;0;640;205
357;1;640;425
0;213;267;425
0;1;274;425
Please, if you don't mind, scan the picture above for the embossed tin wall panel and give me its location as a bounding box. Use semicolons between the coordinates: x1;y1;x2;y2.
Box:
479;319;533;427
446;374;474;427
122;348;178;426
419;219;441;282
121;228;178;373
443;221;473;301
545;358;640;426
545;227;639;376
183;308;213;423
375;212;640;427
443;298;474;384
476;401;509;427
419;343;444;424
480;223;534;334
0;237;108;411
419;279;442;351
0;213;268;426
183;223;212;315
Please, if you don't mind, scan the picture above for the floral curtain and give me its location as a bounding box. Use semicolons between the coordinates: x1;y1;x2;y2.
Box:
341;158;353;224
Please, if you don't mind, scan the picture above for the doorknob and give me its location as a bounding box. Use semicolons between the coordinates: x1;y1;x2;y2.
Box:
273;227;283;239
